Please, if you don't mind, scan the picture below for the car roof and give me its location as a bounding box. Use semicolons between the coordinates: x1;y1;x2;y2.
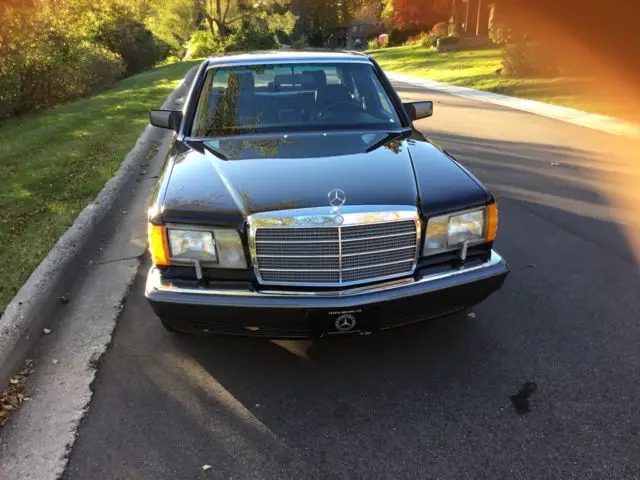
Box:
206;50;371;66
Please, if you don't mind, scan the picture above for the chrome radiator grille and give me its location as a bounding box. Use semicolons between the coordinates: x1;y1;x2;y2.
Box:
250;209;420;286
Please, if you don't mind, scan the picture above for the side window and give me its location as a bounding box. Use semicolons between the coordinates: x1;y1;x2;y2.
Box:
355;67;397;121
378;91;392;115
373;82;393;115
192;72;213;136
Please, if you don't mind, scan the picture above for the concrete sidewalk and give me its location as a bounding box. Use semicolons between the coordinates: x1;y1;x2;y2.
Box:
0;66;199;480
385;71;640;139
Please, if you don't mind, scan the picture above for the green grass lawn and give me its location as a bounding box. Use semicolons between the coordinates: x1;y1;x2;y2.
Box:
369;45;637;122
0;60;200;312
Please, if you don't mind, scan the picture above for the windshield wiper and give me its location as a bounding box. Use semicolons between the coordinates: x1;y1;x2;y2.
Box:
202;142;228;160
364;130;408;153
185;139;228;160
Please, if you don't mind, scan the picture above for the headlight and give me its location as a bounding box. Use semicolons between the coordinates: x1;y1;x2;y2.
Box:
168;229;217;262
423;204;498;256
448;209;485;245
166;227;247;269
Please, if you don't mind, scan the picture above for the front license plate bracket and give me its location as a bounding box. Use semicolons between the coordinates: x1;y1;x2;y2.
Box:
310;307;378;335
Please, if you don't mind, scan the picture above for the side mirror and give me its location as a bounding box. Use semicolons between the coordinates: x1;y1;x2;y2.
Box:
149;109;183;131
403;101;433;121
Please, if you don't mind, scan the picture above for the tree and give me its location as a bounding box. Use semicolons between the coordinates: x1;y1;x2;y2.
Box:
196;0;241;38
145;0;200;55
385;0;450;27
352;0;385;24
196;0;295;39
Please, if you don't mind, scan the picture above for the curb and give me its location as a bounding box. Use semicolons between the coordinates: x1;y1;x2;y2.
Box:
0;65;199;391
385;71;640;139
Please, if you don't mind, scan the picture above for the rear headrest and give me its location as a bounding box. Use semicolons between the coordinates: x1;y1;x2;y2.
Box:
274;74;313;87
307;70;327;87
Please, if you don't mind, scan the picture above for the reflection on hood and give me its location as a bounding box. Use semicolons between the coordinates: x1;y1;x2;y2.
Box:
200;131;402;160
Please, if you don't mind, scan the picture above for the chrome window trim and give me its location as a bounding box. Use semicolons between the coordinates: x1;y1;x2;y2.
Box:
247;205;421;287
205;58;373;71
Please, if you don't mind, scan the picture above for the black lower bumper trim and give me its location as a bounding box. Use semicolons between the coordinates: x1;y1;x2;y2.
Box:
146;251;509;337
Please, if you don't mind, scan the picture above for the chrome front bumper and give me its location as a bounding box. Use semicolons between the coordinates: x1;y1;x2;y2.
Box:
145;251;508;336
147;251;507;305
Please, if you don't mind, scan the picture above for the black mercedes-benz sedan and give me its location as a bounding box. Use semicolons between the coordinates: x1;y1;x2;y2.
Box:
145;50;509;337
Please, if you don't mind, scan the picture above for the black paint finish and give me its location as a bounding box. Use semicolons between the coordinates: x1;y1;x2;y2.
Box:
154;131;488;226
149;53;495;228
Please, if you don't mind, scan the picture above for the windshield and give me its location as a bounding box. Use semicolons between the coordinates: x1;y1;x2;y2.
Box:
191;62;401;137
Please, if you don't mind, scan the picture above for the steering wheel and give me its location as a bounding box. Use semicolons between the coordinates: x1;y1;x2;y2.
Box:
316;100;364;120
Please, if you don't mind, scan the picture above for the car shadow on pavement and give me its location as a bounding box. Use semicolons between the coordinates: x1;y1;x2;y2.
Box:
163;304;515;477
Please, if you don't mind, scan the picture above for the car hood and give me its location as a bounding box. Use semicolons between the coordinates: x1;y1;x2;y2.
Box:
160;131;486;226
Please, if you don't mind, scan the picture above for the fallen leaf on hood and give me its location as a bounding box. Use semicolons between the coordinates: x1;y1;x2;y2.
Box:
202;465;212;471
52;359;60;366
467;312;476;319
43;328;52;335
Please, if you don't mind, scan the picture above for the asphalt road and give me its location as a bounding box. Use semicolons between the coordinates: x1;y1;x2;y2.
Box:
63;83;640;480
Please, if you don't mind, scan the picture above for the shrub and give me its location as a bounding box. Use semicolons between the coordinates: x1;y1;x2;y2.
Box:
501;41;558;77
185;30;224;59
367;38;380;50
0;58;22;120
94;15;164;74
291;35;309;49
160;55;184;66
77;43;126;92
422;32;441;48
388;27;422;47
404;22;450;48
306;32;325;48
223;26;279;53
432;22;448;36
0;10;124;121
405;32;430;46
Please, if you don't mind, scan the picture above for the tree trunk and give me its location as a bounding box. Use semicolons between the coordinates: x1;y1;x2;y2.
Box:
464;0;469;33
205;16;215;36
214;19;227;39
215;0;228;38
475;0;482;36
450;0;462;35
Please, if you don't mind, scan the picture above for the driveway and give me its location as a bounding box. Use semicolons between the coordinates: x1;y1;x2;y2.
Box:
61;82;640;479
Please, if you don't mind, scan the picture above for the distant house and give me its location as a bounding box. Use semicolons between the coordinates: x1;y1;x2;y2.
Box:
324;23;384;49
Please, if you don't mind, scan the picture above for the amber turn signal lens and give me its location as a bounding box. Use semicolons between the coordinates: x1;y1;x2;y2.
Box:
148;223;170;266
486;203;498;242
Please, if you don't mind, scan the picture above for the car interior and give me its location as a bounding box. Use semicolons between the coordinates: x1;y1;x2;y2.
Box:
194;64;399;136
